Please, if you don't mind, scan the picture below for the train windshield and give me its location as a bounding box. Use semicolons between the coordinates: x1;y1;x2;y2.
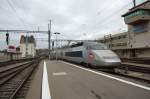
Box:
89;44;108;50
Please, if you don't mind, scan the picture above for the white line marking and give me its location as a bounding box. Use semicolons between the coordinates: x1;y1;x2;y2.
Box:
42;61;51;99
62;61;150;91
53;72;67;76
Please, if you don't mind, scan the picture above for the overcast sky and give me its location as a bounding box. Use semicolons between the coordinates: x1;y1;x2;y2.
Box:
0;0;147;50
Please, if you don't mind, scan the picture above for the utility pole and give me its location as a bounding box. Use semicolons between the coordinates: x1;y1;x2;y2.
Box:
133;0;136;7
48;20;51;60
6;30;9;45
54;32;60;61
25;34;28;57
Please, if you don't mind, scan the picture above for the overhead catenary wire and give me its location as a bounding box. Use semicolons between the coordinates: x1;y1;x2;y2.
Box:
92;1;132;30
6;0;26;28
83;1;133;34
75;1;133;40
90;0;148;32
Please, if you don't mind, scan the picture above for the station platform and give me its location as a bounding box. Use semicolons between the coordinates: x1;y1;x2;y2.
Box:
26;60;150;99
25;61;44;99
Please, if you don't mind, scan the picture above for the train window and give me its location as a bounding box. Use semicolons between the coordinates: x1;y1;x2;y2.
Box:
65;51;83;57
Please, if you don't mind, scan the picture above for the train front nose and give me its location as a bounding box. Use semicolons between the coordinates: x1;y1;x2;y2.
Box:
101;56;121;66
92;50;121;66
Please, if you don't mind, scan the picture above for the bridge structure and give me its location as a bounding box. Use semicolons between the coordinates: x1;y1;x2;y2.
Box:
0;29;100;59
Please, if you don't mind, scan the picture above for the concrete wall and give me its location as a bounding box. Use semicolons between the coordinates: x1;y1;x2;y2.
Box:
137;49;150;58
128;20;150;48
134;32;150;48
0;52;21;62
0;52;7;62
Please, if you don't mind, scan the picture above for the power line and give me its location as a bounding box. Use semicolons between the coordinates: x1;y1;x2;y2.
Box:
0;29;48;33
6;0;26;27
81;1;132;34
90;1;132;31
91;0;149;31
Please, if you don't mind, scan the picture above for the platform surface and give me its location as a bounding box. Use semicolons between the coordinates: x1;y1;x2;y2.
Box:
25;61;44;99
44;60;150;99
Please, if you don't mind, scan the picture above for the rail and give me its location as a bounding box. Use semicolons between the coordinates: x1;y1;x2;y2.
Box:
0;58;41;99
121;58;150;65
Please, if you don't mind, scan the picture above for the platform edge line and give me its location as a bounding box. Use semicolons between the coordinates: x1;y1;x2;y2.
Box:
62;61;150;91
42;61;52;99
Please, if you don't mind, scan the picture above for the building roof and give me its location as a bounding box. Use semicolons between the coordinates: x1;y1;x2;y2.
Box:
122;8;150;17
20;35;36;44
122;0;150;17
130;0;150;10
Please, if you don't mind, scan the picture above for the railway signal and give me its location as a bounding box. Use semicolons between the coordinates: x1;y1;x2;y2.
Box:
52;41;54;49
6;32;9;45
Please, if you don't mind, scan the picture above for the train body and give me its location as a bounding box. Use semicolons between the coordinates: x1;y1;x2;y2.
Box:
52;42;121;68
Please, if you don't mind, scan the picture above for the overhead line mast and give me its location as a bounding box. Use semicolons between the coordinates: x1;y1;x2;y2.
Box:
133;0;136;7
48;20;52;59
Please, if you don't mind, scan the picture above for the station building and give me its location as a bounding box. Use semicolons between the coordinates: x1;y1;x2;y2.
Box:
20;35;36;57
99;1;150;58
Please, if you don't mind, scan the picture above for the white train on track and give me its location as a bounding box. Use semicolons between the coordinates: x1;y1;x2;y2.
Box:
51;42;121;68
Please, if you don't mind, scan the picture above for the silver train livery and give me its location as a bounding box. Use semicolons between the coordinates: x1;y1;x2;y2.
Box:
52;42;121;68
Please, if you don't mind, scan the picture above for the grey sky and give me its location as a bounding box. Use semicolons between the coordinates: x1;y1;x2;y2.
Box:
0;0;147;50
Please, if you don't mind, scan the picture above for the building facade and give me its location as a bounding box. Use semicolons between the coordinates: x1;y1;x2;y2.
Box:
99;1;150;58
20;35;36;57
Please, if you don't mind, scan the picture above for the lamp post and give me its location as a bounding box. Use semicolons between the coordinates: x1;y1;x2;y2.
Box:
25;32;29;57
54;32;60;61
48;20;51;60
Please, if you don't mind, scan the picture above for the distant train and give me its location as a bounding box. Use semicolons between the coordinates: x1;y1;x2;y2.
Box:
7;45;16;53
51;42;121;68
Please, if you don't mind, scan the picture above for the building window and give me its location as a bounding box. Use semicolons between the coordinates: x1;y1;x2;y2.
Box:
133;22;148;33
125;9;150;20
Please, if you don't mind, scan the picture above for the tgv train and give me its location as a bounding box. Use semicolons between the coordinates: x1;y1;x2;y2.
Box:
51;42;121;68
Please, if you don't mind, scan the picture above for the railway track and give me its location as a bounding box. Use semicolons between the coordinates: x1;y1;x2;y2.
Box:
63;60;150;83
118;63;150;74
0;59;40;99
121;58;150;65
98;64;150;83
0;58;36;67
